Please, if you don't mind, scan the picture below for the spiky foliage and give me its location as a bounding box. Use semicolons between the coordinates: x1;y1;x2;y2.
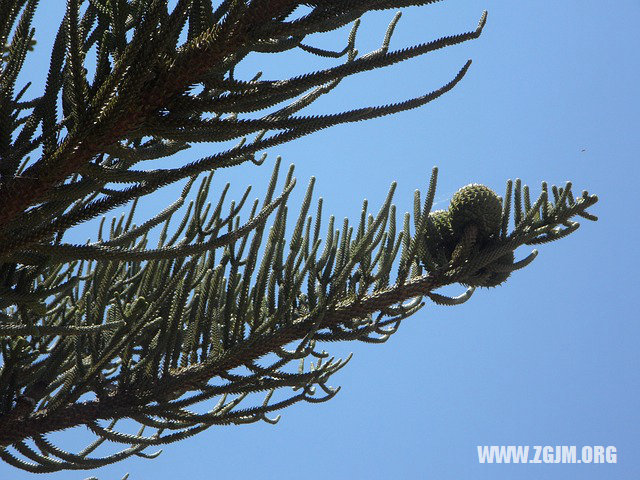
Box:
0;0;598;475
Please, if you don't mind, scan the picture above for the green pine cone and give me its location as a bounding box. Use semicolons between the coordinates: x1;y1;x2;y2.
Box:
428;209;455;244
422;209;456;267
448;184;502;240
461;250;515;288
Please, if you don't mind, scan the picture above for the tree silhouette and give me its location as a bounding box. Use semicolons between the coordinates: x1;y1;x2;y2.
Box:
0;1;597;475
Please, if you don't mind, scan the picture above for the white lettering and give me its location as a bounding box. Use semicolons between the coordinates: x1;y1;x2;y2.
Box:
531;445;542;464
582;446;593;463
561;445;576;463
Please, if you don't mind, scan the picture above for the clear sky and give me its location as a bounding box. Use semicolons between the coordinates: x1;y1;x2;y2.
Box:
2;1;639;479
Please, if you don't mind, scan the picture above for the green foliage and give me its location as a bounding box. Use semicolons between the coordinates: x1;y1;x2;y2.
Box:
0;0;597;476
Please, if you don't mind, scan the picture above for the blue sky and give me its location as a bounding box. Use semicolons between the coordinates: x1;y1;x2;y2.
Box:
2;1;639;479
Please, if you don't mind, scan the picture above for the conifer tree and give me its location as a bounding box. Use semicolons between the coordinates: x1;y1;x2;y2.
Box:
0;1;597;475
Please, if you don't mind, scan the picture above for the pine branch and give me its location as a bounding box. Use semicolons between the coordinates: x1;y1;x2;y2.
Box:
0;2;486;258
0;1;599;474
0;161;597;460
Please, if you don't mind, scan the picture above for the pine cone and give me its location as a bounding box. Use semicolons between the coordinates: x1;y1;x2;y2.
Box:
461;250;515;288
448;184;502;240
421;209;455;268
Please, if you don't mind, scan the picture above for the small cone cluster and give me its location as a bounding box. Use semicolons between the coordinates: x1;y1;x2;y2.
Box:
423;184;515;287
